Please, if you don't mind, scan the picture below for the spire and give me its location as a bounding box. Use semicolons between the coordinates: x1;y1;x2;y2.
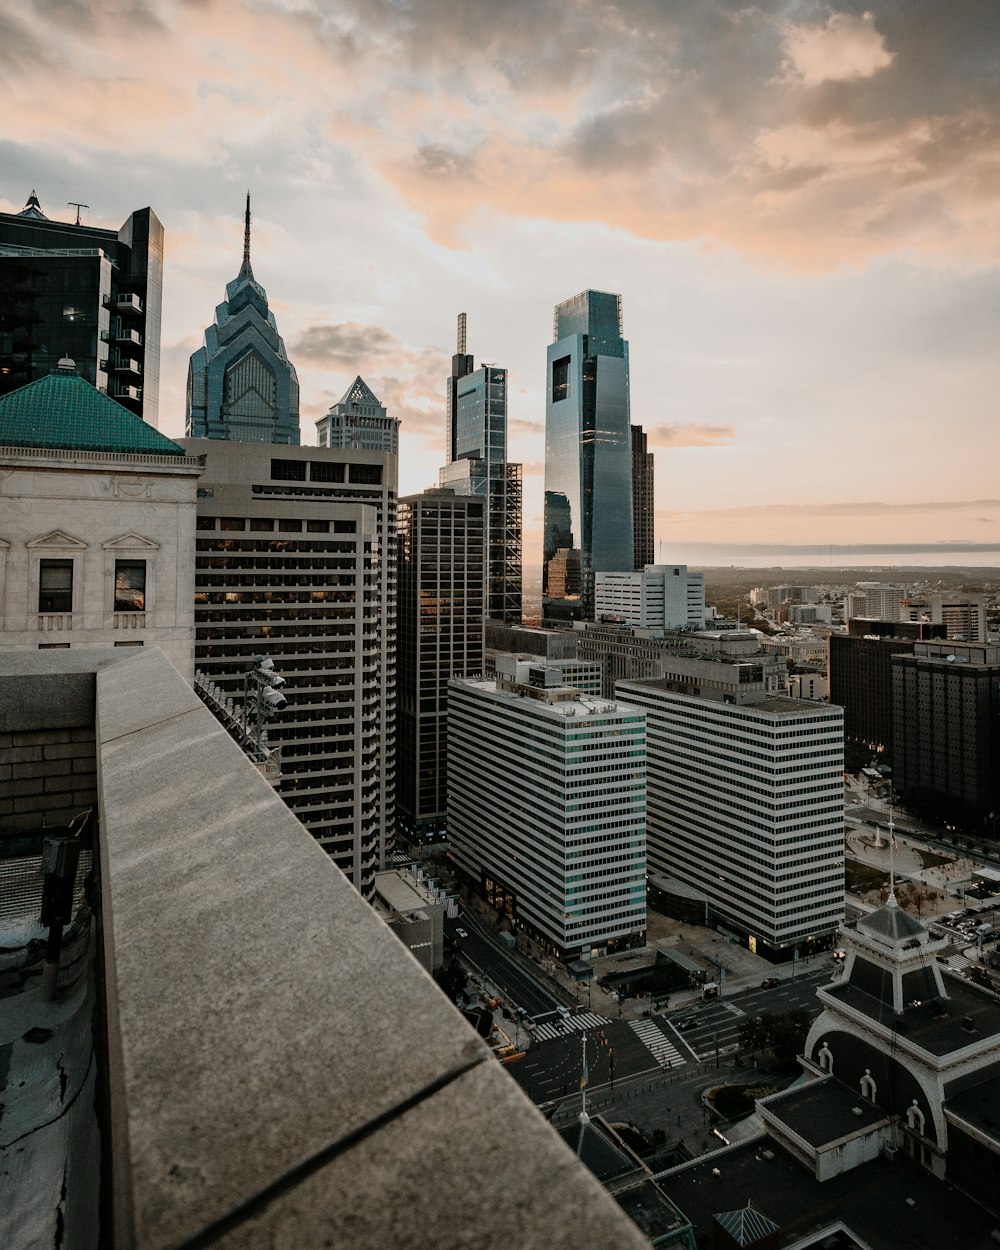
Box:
240;191;254;280
18;189;47;220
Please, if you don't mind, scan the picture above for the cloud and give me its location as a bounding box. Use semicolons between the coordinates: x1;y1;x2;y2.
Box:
648;423;736;448
782;11;894;87
292;322;397;367
509;417;543;434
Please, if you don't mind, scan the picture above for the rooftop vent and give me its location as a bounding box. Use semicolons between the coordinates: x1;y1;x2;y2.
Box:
963;1016;976;1033
852;1107;864;1117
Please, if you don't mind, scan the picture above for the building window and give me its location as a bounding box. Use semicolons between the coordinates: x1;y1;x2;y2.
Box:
39;560;73;612
551;356;570;403
348;464;382;485
271;459;306;481
310;461;345;483
114;560;146;611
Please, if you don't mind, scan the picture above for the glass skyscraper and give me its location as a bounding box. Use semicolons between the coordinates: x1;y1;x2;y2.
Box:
0;191;163;427
186;196;300;445
543;290;633;623
440;313;522;623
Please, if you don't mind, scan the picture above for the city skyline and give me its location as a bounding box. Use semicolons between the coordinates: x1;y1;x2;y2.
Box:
3;1;1000;574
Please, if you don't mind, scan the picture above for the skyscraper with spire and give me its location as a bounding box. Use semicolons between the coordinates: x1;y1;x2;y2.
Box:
185;195;300;445
439;313;522;623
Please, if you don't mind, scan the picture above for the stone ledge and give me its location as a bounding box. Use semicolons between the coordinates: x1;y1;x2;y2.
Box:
86;648;650;1250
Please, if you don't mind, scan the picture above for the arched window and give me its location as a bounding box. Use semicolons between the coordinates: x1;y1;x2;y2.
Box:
817;1043;833;1074
860;1069;877;1101
906;1100;926;1136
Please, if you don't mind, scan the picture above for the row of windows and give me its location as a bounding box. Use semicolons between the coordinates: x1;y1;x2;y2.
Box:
39;558;146;613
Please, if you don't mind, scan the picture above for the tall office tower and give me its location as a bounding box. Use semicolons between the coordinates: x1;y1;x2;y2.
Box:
396;488;485;846
0;190;163;425
181;440;398;897
631;425;654;570
185;196;300;445
315;375;399;454
892;641;1000;830
619;668;844;961
448;659;646;961
828;619;945;750
543;290;633;624
440;313;522;623
595;565;705;631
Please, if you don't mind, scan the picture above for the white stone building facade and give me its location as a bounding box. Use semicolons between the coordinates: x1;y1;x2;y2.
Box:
0;446;203;679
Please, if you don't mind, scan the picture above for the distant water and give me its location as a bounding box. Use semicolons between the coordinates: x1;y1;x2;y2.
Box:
666;544;1000;571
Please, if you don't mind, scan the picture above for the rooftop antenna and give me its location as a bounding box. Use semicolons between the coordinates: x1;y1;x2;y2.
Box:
457;312;467;355
243;191;252;271
67;201;89;226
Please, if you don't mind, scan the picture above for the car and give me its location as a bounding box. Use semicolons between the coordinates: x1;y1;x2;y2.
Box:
676;1016;698;1031
455;927;468;939
760;977;780;989
557;1005;572;1019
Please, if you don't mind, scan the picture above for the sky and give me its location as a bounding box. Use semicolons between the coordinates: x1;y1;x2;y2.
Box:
3;0;1000;571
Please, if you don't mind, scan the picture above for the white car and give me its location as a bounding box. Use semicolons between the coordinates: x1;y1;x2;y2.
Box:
455;927;468;939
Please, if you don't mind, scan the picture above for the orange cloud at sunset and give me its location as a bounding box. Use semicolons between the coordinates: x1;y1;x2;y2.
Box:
2;0;998;570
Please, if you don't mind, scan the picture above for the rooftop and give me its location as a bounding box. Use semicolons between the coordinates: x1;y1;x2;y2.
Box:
822;973;1000;1057
760;1078;888;1149
0;370;185;455
659;1136;999;1250
454;675;641;724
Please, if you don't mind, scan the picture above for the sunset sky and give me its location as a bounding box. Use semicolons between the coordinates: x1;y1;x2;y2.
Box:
3;0;1000;569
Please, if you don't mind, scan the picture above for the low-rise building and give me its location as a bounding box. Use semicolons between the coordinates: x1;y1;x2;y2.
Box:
373;869;447;973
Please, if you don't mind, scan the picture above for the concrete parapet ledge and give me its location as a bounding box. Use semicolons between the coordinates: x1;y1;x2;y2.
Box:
4;648;650;1249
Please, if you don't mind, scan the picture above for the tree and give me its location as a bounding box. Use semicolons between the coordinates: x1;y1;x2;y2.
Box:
436;959;468;1004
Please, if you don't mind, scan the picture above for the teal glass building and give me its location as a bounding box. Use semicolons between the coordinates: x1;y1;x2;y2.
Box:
185;197;300;445
542;290;633;624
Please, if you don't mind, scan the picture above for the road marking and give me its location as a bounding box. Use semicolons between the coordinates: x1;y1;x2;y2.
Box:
630;1019;686;1069
530;1011;610;1042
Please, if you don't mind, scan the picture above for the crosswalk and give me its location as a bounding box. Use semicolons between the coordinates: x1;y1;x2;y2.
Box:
530;1011;610;1042
630;1018;686;1069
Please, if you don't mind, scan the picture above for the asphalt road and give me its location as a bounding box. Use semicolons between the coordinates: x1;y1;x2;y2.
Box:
451;915;569;1018
508;966;833;1111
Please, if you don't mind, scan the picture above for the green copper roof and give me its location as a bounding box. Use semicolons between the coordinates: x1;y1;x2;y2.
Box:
0;372;186;456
